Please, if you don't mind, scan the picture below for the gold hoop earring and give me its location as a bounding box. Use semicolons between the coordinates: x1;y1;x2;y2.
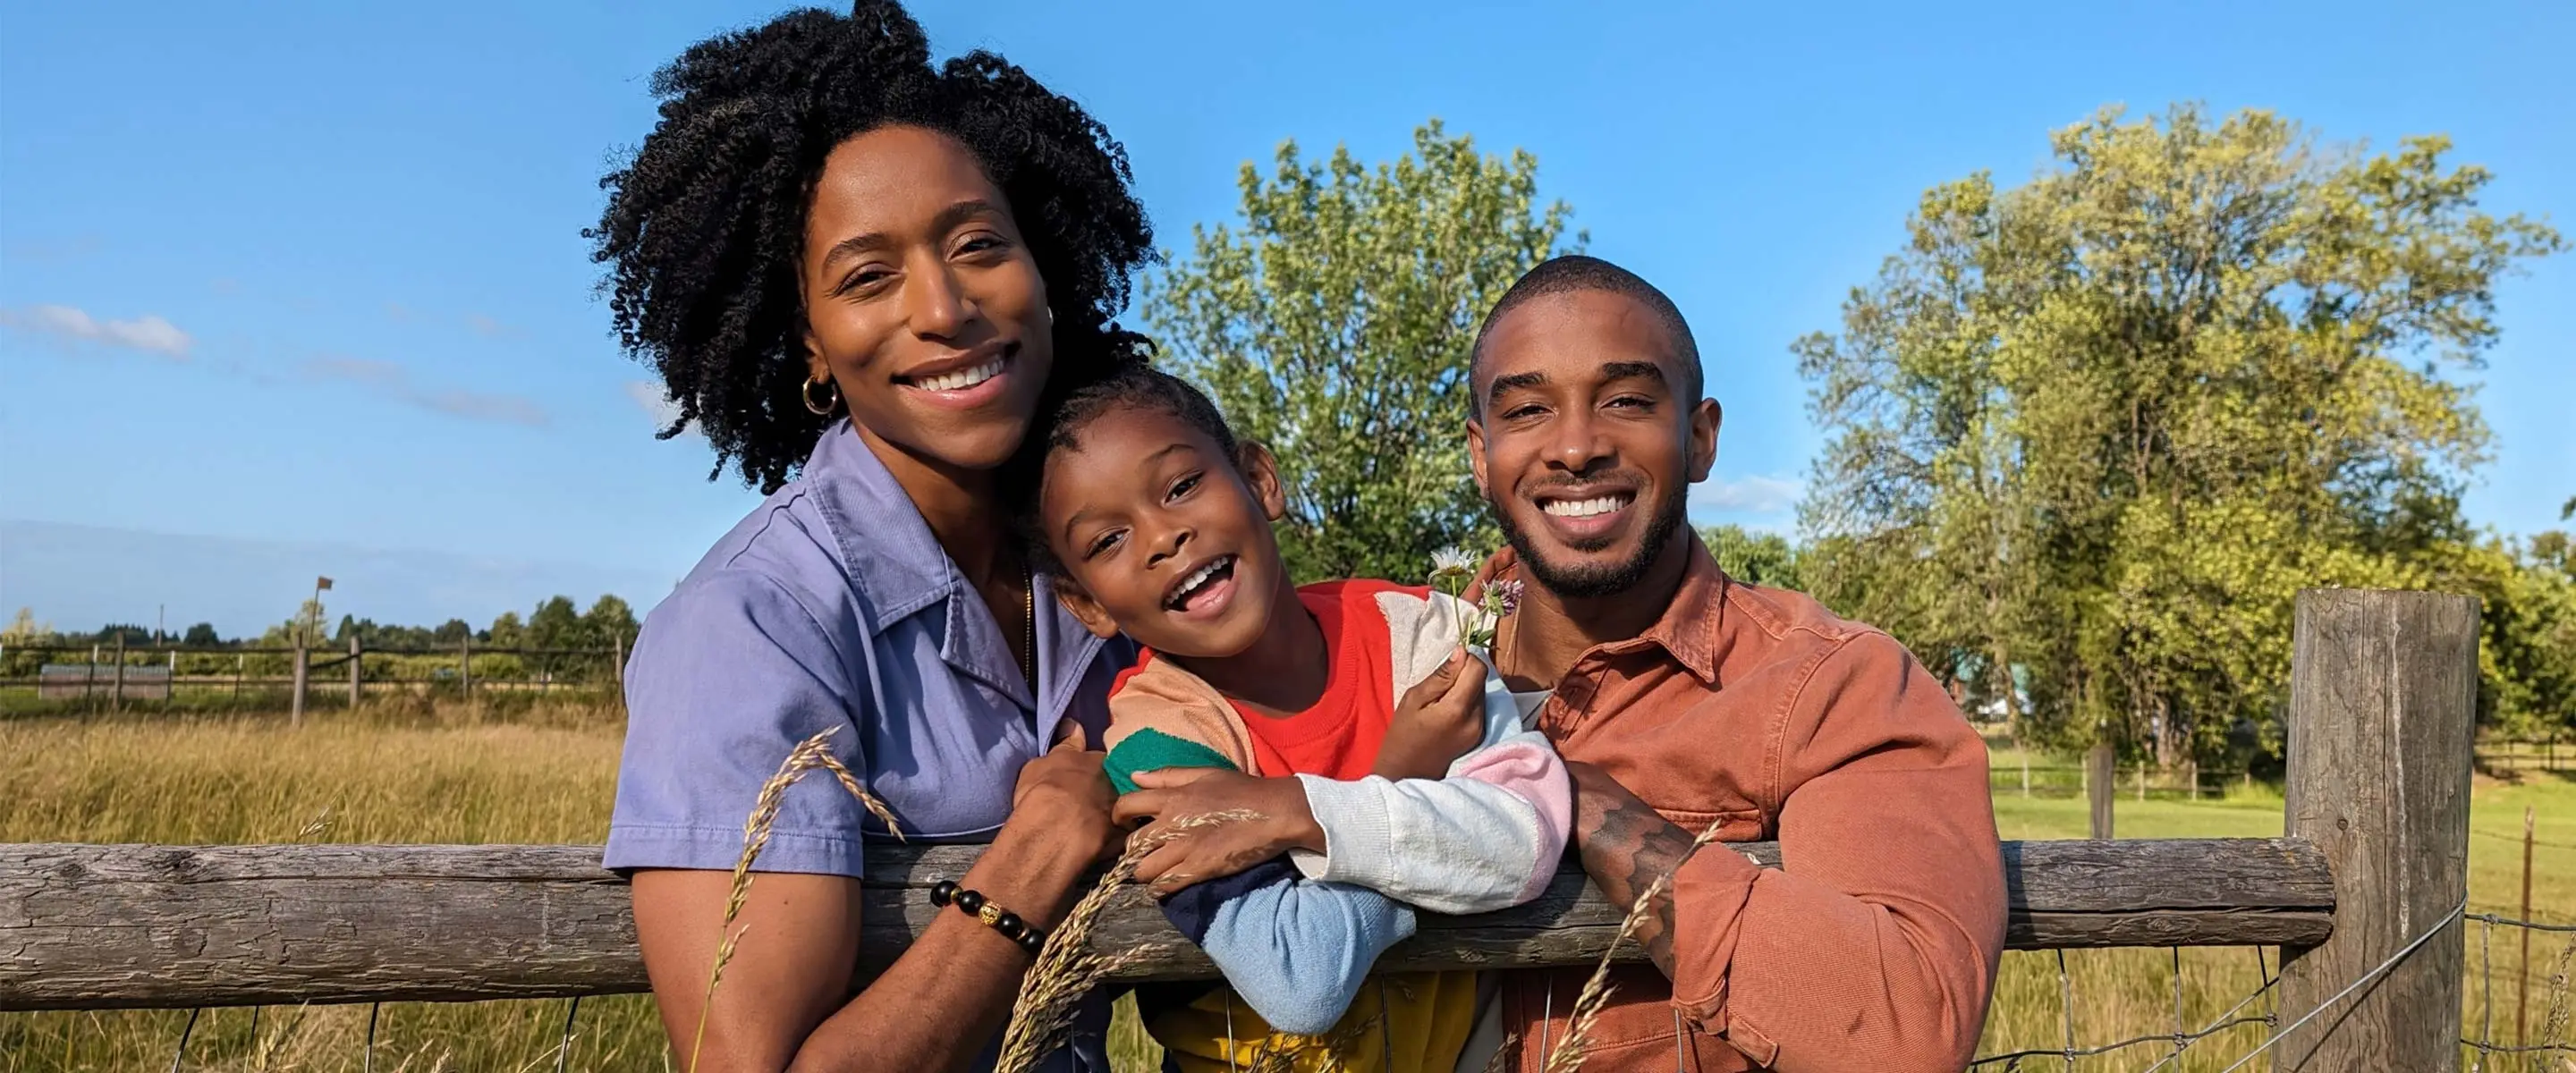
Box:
801;375;839;416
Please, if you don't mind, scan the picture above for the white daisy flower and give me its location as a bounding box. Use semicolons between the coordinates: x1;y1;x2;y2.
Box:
1429;546;1479;579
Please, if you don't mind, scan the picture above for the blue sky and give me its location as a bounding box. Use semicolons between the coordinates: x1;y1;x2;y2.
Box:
3;0;2569;637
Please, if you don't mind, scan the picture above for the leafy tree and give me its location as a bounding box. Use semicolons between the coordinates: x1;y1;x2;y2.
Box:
585;596;639;646
433;618;472;645
2;608;47;643
93;624;154;646
180;622;222;646
1146;120;1580;584
2457;533;2576;736
527;596;584;650
1699;525;1806;592
1797;104;2561;767
485;611;524;648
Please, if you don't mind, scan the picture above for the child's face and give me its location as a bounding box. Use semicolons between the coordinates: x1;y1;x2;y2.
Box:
1038;404;1291;660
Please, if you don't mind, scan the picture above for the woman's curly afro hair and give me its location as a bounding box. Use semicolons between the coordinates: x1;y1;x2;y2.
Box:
591;1;1156;493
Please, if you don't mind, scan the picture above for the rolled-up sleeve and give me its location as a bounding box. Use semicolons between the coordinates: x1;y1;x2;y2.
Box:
1672;632;2007;1072
603;570;873;879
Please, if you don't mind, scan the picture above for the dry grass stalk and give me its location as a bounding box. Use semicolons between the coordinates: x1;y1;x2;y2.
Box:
994;808;1264;1073
1539;822;1726;1073
2538;933;2576;1052
688;726;902;1073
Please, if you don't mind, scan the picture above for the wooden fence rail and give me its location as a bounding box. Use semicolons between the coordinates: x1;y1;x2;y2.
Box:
0;589;2487;1068
0;837;2332;1011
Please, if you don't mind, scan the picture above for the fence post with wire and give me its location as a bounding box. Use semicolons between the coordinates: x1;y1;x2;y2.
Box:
2274;588;2478;1070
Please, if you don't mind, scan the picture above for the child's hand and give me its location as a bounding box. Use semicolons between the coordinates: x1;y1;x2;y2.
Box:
1114;767;1323;897
1373;648;1487;781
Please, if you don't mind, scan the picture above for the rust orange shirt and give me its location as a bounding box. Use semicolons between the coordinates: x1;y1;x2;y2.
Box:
1497;536;2006;1073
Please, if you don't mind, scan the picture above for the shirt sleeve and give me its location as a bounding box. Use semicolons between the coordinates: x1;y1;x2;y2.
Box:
602;570;874;879
1670;631;2008;1073
1160;860;1417;1037
1288;660;1573;914
1107;722;1416;1037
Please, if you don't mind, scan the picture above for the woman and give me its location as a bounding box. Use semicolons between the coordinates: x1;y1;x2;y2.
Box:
592;4;1153;1070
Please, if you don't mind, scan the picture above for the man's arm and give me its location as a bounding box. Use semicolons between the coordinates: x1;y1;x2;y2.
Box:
1563;760;1699;976
1660;632;2008;1073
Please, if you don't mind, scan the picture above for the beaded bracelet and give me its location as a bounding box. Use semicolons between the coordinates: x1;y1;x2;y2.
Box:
930;880;1048;955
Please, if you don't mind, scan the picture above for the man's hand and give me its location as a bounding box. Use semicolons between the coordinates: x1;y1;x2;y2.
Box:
1113;767;1323;897
1566;760;1701;978
1373;648;1487;781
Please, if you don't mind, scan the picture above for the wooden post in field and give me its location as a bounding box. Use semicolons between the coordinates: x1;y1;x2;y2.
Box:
458;636;472;710
111;635;126;713
611;631;624;689
290;644;308;728
2519;806;2535;1047
2087;739;2115;840
2275;588;2477;1072
346;634;361;707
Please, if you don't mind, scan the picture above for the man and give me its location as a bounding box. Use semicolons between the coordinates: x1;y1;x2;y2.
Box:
1462;254;2006;1071
1112;253;2005;1070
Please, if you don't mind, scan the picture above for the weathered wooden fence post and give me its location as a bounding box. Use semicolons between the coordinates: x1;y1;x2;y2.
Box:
290;643;309;728
2087;739;2115;840
2275;588;2478;1072
347;634;362;707
459;635;472;708
111;634;126;713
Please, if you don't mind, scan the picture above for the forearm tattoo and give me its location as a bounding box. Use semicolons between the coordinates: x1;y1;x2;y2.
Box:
1572;777;1698;979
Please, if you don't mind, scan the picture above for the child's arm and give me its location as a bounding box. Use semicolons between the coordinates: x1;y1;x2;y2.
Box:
1105;728;1414;1037
1288;661;1574;916
1157;858;1414;1036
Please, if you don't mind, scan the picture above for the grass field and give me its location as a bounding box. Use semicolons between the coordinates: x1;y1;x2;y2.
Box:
2;713;2568;1071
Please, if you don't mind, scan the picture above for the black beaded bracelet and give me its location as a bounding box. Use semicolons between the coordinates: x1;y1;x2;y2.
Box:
930;880;1048;955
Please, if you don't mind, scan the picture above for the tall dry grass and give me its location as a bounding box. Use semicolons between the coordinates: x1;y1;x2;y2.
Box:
0;705;674;1072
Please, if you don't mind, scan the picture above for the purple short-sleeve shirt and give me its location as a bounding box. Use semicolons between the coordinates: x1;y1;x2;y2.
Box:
606;423;1132;1072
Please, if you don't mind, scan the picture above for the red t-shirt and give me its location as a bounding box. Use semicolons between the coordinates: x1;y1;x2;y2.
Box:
1231;579;1417;781
1112;579;1420;781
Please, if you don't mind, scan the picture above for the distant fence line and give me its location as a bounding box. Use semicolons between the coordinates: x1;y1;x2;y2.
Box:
0;638;626;722
1988;736;2576;803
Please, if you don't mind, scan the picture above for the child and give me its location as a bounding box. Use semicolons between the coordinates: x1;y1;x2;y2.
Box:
1013;364;1570;1073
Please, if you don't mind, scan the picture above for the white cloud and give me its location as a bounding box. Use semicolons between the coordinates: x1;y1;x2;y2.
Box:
301;356;549;427
463;313;521;339
1689;474;1803;516
625;380;691;433
1;303;193;359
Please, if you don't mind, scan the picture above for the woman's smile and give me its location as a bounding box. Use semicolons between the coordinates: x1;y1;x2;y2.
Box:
894;340;1020;410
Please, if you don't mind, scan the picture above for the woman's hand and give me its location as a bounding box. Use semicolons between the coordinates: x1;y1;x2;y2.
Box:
1114;768;1322;897
1372;648;1487;781
974;739;1123;928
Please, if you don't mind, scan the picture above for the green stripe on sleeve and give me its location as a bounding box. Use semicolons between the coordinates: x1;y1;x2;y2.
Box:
1105;727;1239;794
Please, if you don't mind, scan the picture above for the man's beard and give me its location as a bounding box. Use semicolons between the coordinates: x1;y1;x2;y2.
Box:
1494;482;1689;600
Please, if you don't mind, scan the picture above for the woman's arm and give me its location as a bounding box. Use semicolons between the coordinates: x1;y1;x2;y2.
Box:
633;744;1122;1073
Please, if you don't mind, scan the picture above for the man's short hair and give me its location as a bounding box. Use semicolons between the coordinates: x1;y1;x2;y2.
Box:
1468;255;1702;415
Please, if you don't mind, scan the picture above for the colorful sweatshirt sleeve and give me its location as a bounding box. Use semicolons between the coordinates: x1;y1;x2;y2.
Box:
1288;657;1573;914
1103;685;1415;1037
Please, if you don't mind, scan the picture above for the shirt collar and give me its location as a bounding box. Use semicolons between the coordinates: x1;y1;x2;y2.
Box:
804;422;956;629
1580;530;1725;686
802;421;1110;716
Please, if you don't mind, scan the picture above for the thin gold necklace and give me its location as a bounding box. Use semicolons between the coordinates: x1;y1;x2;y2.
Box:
1018;569;1037;691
